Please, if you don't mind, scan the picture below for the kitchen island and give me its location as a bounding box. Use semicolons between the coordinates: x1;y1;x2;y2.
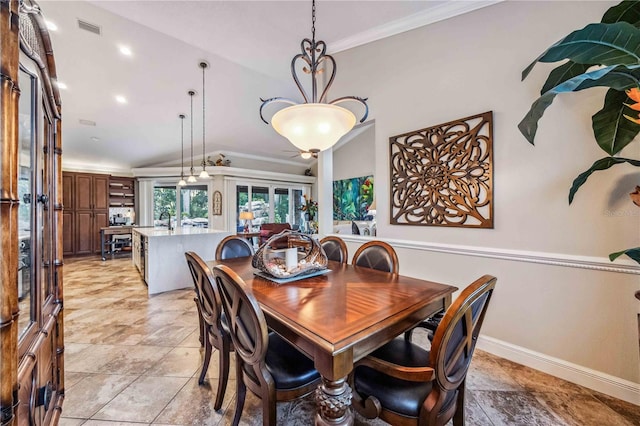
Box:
132;227;231;295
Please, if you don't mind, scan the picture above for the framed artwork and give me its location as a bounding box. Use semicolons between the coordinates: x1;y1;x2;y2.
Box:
333;175;374;220
212;190;222;216
389;111;493;228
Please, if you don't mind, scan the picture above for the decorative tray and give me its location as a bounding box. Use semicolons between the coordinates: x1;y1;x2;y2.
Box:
253;268;330;284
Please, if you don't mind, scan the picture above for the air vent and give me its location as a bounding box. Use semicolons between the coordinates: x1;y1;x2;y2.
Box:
77;19;101;35
79;119;96;126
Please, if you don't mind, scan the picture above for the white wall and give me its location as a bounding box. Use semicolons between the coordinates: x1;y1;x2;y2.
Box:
333;124;375;181
330;0;640;401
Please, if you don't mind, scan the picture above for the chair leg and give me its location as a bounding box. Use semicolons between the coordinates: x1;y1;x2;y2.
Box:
213;339;231;410
198;336;212;385
453;380;466;426
194;297;204;347
232;358;246;426
262;391;276;426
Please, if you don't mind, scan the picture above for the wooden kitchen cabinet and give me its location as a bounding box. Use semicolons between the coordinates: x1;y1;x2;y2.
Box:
63;172;110;256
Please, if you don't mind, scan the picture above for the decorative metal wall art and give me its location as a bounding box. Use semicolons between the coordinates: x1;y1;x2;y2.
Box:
212;190;222;216
390;111;493;228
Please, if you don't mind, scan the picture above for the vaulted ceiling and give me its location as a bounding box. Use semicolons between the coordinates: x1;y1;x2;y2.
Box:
38;1;499;173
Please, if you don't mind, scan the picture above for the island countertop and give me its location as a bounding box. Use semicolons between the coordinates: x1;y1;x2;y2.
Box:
133;227;228;238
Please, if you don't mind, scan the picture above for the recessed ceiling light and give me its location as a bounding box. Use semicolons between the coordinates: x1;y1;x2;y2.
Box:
115;95;127;104
90;136;100;142
56;81;67;90
79;119;96;126
45;20;58;31
118;45;132;56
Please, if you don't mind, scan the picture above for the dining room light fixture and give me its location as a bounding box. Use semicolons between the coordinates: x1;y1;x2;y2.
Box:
187;90;197;183
259;0;368;153
177;114;187;187
198;62;210;179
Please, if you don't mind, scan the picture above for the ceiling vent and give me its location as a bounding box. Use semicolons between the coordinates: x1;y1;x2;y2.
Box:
79;119;96;126
77;19;101;36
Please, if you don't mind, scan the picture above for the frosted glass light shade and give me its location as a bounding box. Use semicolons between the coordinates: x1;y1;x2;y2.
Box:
187;174;197;183
178;177;187;186
199;169;210;179
271;103;356;152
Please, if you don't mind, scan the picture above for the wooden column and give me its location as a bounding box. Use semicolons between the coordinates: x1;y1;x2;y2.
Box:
0;1;21;424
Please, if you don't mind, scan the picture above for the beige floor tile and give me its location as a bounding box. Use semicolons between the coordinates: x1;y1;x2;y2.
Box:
153;377;235;425
534;392;636;426
177;329;202;348
144;347;202;377
58;418;86;426
63;374;139;418
97;345;172;375
92;376;189;423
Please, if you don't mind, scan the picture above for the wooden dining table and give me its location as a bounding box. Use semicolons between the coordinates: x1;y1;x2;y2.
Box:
208;257;458;425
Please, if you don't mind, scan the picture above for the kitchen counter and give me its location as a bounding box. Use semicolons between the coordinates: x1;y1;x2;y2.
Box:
132;227;231;295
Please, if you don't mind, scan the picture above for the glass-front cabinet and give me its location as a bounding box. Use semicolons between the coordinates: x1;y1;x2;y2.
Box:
1;2;64;424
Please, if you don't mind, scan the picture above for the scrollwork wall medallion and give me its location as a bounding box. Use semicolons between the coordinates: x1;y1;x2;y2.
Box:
390;111;493;228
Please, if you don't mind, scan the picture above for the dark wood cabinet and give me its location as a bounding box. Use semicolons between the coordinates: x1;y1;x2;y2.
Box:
63;172;111;256
1;2;65;423
109;176;136;208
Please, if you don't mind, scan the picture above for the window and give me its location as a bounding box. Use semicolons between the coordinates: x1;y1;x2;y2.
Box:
180;185;208;227
235;183;309;232
153;186;177;226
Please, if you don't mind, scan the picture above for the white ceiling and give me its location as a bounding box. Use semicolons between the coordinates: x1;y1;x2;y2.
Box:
37;0;499;173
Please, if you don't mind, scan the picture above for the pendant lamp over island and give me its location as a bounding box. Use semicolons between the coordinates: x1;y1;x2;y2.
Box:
187;90;197;183
259;0;368;153
199;61;210;179
177;114;187;187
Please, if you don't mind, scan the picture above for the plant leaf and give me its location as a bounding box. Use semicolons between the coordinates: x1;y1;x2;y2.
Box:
523;22;640;80
609;247;640;264
519;65;618;143
569;157;640;203
541;62;591;94
602;1;640;26
592;89;640;155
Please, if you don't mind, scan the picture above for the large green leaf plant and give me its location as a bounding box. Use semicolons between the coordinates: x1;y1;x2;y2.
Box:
520;1;640;265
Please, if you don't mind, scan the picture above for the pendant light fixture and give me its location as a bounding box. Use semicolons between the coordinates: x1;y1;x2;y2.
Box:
177;114;187;187
259;0;368;153
187;90;197;183
198;61;210;179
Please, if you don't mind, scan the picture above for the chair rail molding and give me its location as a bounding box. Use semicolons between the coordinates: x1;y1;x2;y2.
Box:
334;235;640;275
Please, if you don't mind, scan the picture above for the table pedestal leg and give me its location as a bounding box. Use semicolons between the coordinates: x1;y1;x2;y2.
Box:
315;377;353;426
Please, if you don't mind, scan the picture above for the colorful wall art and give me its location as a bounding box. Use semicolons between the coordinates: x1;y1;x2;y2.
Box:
333;175;374;220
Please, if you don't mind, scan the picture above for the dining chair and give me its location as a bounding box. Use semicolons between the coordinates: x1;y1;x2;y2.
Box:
184;251;233;411
351;240;399;274
212;264;321;426
215;235;254;260
352;275;497;426
320;235;348;263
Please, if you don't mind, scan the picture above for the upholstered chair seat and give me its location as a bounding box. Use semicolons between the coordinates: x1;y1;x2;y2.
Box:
215;235;254;260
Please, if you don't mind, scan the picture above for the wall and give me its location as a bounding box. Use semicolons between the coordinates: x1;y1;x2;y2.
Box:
330;0;640;402
333;124;375;181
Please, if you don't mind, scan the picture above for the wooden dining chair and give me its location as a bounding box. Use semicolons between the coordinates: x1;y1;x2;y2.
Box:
352;275;497;426
184;251;233;411
215;235;254;260
352;240;399;274
320;236;348;263
212;264;321;426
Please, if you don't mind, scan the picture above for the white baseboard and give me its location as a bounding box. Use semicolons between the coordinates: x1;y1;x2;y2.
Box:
477;335;640;406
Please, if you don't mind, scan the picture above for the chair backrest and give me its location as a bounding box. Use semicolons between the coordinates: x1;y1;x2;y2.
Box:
215;235;254;260
427;275;496;425
213;264;269;366
351;240;399;274
320;236;348;264
185;251;225;333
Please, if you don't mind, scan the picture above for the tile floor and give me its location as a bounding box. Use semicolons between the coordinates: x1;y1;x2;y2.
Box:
59;256;640;426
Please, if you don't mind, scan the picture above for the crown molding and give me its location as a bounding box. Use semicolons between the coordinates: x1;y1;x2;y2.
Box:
330;0;504;54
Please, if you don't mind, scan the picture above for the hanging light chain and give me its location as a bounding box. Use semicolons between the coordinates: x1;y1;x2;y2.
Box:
180;114;185;177
311;0;316;43
202;63;206;168
189;91;194;174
